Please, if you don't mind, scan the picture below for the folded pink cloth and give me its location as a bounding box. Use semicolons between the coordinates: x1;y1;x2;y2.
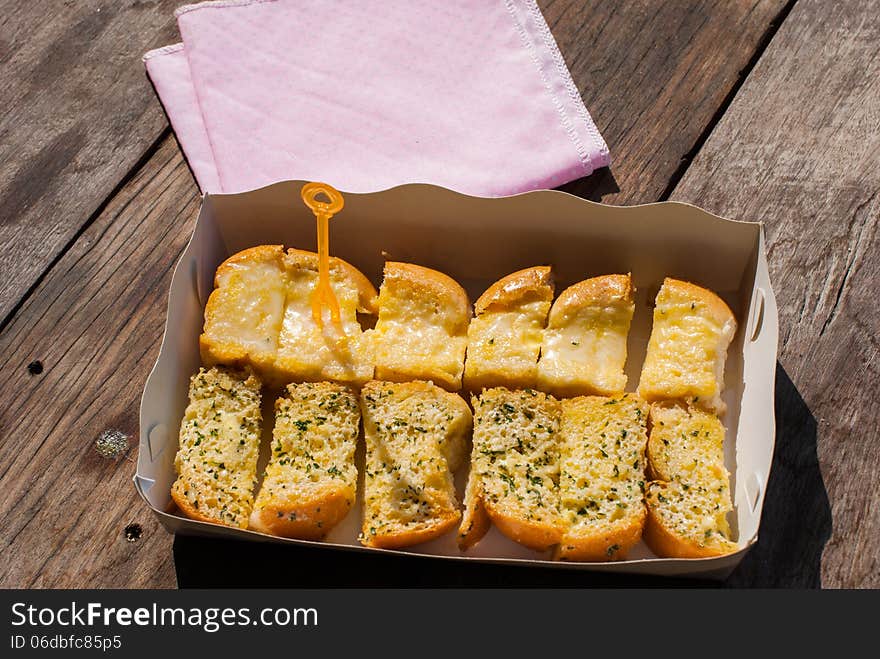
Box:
144;0;609;196
144;43;221;192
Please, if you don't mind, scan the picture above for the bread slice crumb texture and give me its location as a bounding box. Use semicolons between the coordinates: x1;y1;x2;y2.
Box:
644;402;737;557
359;380;472;548
249;382;360;539
557;394;648;561
171;366;263;529
645;481;737;558
647;402;728;484
468;387;563;551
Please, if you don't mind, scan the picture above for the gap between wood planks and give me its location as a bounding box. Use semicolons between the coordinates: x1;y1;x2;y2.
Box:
658;0;799;201
0;127;172;336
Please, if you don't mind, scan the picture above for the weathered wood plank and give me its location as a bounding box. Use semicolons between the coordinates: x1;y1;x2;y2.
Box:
543;0;790;204
0;0;180;322
671;0;880;588
0;0;795;588
0;137;199;588
0;0;791;327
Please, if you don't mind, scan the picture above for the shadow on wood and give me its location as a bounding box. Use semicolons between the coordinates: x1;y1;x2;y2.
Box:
556;168;620;203
174;533;719;588
725;363;831;587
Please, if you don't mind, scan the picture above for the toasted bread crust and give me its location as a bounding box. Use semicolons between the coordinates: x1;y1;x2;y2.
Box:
285;248;379;314
171;485;244;528
659;277;735;328
474;266;554;315
373;365;459;392
484;503;563;552
556;512;646;561
548;274;634;324
383;261;471;328
457;467;491;550
643;497;737;558
362;512;462;549
463;370;540;395
248;486;355;540
199;332;250;367
214;244;285;285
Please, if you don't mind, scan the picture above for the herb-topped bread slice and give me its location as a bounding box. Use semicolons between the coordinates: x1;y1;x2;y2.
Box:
249;382;360;539
537;274;635;398
368;262;471;391
556;394;649;561
645;481;737;558
274;249;378;386
638;278;737;414
643;402;737;557
460;387;563;552
646;402;729;484
171;366;263;528
463;266;554;391
200;246;287;378
359;380;472;549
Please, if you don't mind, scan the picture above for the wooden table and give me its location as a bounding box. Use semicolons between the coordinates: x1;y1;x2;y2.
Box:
1;0;876;589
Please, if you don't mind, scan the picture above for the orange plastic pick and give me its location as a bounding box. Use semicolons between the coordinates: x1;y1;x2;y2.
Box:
301;182;345;329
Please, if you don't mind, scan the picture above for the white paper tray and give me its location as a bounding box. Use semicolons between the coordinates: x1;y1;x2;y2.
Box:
136;181;778;579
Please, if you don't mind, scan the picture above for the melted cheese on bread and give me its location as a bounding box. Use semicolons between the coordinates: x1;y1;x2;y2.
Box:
638;278;736;414
464;266;554;391
368;262;470;391
537;274;635;397
200;245;287;374
274;249;378;385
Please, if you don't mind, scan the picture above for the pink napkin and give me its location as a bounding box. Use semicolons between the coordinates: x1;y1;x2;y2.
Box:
144;0;609;196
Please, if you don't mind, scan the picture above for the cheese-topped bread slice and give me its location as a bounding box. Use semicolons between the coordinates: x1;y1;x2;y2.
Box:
638;278;737;414
200;246;287;376
537;274;635;398
556;394;649;561
275;249;378;385
360;380;472;549
171;366;263;529
463;266;554;391
643;402;736;558
368;262;470;391
460;387;562;552
249;382;360;539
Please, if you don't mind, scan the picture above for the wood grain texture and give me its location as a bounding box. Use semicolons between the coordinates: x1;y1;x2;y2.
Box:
541;0;790;204
0;137;199;588
671;0;880;588
0;1;818;588
0;0;179;322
